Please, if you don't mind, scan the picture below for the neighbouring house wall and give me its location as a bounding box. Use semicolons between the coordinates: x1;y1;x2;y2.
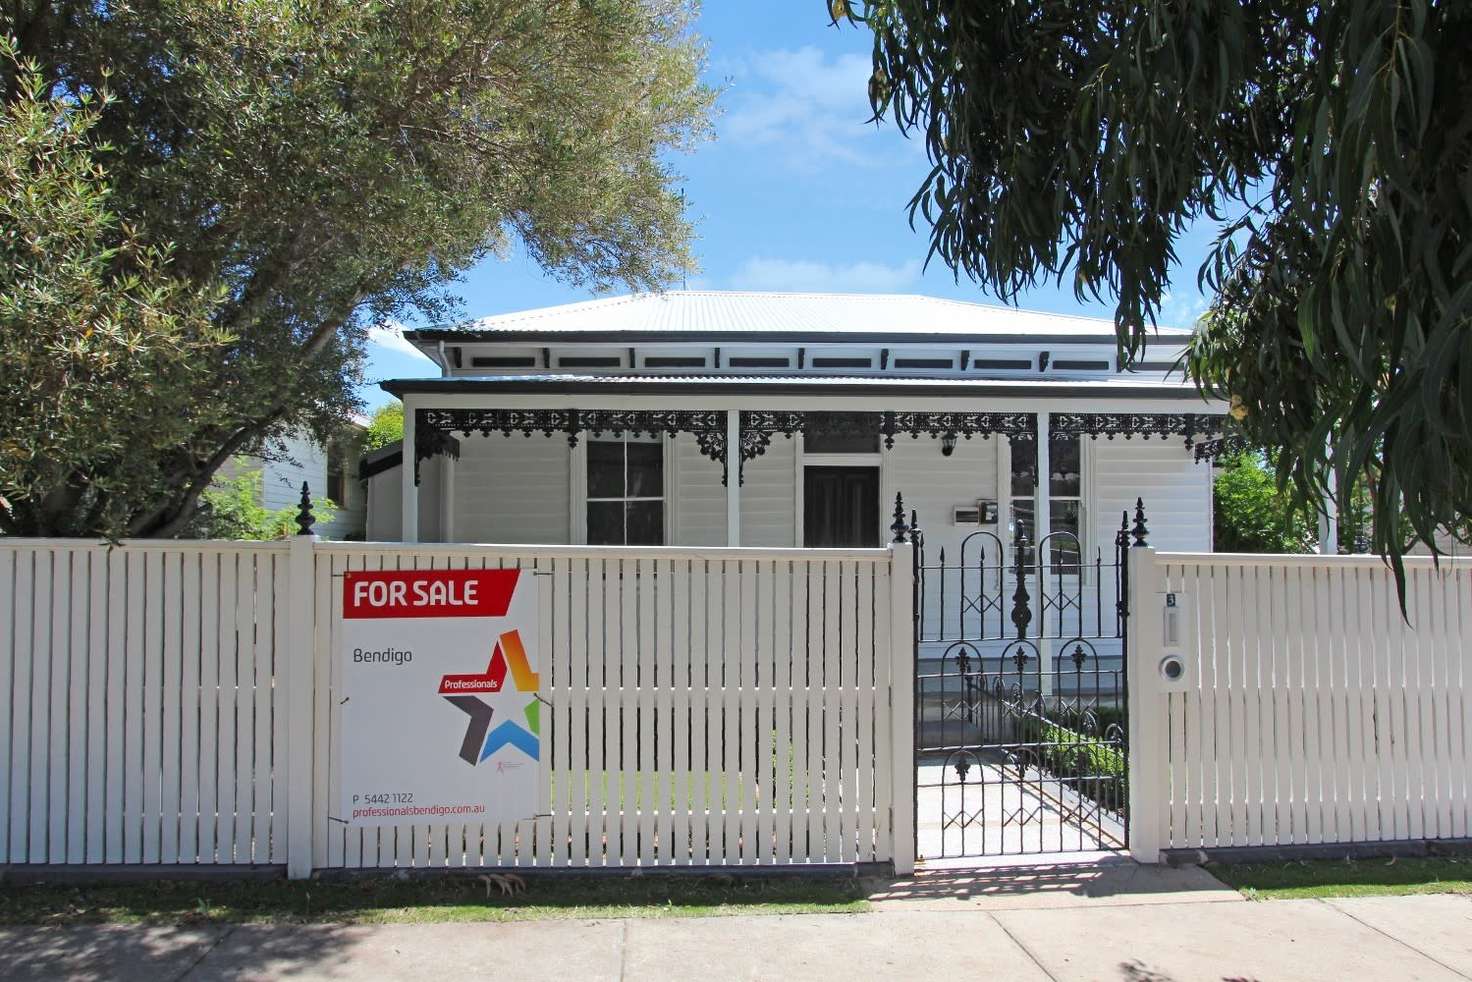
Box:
318;485;367;540
313;452;367;541
1089;438;1212;555
223;430;366;540
365;457;445;542
452;433;570;544
257;432;327;514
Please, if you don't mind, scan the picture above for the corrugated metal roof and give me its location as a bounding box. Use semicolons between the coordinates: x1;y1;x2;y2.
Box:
407;291;1195;340
382;374;1216;403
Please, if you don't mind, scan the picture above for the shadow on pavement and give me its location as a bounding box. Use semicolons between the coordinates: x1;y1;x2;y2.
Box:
1;921;359;982
866;858;1237;908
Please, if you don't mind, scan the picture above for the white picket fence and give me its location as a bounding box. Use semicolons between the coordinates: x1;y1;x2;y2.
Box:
0;538;915;877
1129;550;1472;861
16;535;1467;876
0;541;291;868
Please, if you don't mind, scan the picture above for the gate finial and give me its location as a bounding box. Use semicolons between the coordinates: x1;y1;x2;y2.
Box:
1010;533;1032;639
1131;497;1149;547
890;492;909;543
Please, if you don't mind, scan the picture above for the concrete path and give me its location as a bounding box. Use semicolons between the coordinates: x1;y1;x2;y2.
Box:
916;757;1126;859
6;863;1472;981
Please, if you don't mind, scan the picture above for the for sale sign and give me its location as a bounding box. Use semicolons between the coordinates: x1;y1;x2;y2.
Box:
340;568;543;827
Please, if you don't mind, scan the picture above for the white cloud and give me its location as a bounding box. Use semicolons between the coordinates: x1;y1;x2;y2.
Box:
722;46;895;170
366;321;433;362
729;256;922;293
1158;290;1210;329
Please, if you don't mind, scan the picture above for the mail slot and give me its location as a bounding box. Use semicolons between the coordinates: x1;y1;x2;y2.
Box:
1158;591;1193;690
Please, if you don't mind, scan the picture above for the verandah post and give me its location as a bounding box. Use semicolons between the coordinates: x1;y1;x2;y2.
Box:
1035;411;1052;698
401;398;419;543
286;496;319;880
725;409;741;546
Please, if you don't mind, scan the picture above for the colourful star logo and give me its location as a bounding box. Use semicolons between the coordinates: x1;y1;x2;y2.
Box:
440;630;540;765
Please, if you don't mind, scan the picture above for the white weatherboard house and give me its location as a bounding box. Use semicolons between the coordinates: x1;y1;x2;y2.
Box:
364;291;1225;562
222;426;367;539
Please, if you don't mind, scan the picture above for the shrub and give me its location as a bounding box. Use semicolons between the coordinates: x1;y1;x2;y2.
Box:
189;468;335;540
1213;452;1316;553
362;404;403;454
1020;714;1128;817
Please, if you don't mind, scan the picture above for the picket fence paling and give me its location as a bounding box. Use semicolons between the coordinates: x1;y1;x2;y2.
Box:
1129;549;1472;861
0;541;289;868
0;539;914;875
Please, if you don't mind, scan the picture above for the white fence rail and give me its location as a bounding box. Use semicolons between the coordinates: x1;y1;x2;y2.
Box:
0;538;914;876
1129;550;1472;861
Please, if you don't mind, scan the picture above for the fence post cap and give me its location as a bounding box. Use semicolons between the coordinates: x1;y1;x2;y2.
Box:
295;481;315;536
890;492;909;544
1131;497;1149;548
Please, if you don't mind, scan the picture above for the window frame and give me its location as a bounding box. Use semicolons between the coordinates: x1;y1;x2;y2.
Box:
579;433;669;546
1006;433;1087;575
325;439;348;507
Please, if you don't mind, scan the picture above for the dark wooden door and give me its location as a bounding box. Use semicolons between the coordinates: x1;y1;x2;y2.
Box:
803;466;880;548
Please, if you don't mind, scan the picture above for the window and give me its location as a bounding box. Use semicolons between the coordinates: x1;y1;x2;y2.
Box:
326;441;348;506
1008;435;1083;570
802;412;880;454
586;437;664;545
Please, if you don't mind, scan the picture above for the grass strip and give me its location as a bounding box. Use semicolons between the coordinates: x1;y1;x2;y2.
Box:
1209;856;1472;900
0;873;870;925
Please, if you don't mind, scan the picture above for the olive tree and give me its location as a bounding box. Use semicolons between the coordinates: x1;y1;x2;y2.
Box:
2;1;712;537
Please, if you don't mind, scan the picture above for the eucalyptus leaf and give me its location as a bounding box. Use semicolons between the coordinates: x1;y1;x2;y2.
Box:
842;0;1472;577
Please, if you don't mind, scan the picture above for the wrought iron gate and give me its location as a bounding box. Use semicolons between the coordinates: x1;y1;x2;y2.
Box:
898;495;1147;860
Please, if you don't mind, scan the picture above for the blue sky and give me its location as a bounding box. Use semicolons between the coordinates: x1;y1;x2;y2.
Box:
362;2;1217;409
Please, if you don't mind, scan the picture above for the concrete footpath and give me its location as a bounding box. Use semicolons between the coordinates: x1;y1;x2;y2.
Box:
5;860;1472;981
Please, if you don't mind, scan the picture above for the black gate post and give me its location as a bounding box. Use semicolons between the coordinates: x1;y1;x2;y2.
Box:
1116;510;1130;654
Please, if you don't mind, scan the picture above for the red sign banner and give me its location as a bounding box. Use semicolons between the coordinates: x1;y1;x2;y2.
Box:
342;569;520;619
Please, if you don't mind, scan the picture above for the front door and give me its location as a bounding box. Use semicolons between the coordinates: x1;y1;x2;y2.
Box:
803;466;879;547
